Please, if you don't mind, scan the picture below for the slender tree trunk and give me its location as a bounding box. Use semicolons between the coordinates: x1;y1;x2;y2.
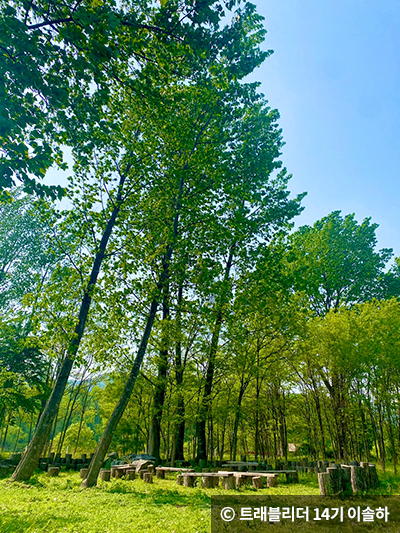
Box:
1;413;11;452
74;382;91;455
377;401;386;471
232;380;246;461
57;372;86;455
11;172;127;482
28;414;33;444
12;417;22;453
148;266;170;462
81;298;158;488
171;284;186;462
309;374;327;460
196;246;235;461
196;308;223;462
359;399;371;462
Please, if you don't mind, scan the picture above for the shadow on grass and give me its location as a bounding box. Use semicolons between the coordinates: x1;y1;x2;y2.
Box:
102;481;211;508
0;510;85;533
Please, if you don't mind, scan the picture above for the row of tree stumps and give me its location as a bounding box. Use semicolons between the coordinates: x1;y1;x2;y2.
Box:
318;462;379;496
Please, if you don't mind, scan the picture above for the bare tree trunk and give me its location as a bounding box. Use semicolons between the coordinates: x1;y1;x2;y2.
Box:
148;267;170;462
12;417;22;453
171;285;186;463
232;379;247;461
359;399;371;462
11;172;127;482
74;381;92;455
1;412;11;452
81;298;158;488
196;246;235;461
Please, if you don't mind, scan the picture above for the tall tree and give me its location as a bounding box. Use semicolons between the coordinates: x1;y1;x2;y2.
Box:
288;211;392;315
1;0;249;196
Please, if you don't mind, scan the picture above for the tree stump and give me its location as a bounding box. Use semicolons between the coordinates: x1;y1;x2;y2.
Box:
252;476;263;489
360;462;371;488
266;475;278;488
176;474;183;485
48;467;60;477
114;468;125;480
156;469;165;479
223;474;236;490
340;465;352;494
201;476;214;488
236;475;247;488
126;469;136;480
184;475;196;488
350;465;365;494
80;468;89;479
143;472;153;484
100;469;111;481
318;473;331;496
327;467;341;494
147;465;154;474
139;469;148;480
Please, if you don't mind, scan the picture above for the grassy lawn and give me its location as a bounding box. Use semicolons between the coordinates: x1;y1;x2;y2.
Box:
0;468;397;533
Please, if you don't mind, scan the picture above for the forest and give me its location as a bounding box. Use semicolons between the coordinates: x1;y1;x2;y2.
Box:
1;0;400;494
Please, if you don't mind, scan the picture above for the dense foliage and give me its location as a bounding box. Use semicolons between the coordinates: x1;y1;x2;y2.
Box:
1;0;400;483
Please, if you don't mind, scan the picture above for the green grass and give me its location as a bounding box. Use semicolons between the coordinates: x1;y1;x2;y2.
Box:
0;471;321;533
0;468;397;533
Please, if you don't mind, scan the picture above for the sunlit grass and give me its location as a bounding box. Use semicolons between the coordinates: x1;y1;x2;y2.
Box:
0;467;395;533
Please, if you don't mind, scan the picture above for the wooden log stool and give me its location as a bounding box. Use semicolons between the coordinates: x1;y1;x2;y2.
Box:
48;467;60;477
177;474;184;485
116;469;125;479
252;476;263;489
183;474;196;488
318;472;330;495
223;474;236;490
100;469;111;482
126;469;136;481
143;472;153;484
236;474;247;488
266;475;278;488
80;468;88;479
350;465;365;494
156;468;165;479
201;476;214;488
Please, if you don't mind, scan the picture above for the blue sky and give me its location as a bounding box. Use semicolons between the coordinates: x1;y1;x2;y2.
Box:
247;0;400;257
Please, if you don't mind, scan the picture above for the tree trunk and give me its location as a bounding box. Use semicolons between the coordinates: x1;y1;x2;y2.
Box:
148;267;169;462
196;308;223;462
81;298;158;488
74;381;91;455
171;284;186;463
11;172;127;482
196;246;235;461
232;380;246;461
